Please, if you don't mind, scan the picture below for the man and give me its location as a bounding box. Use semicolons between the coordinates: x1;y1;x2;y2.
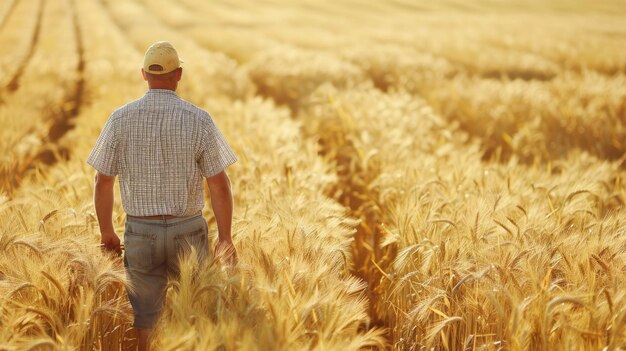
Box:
87;41;237;351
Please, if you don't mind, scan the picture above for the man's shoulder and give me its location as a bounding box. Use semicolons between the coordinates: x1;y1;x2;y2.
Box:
178;99;211;120
110;98;142;120
176;100;217;129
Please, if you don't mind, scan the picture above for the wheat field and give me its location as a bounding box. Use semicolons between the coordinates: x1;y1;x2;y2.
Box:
1;0;626;350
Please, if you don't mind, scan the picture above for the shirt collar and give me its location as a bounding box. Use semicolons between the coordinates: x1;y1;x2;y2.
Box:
146;89;178;97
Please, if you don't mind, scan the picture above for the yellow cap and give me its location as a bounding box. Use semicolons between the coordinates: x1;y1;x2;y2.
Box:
142;41;183;74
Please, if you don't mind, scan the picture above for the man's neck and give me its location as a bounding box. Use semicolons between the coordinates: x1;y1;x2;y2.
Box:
148;86;176;91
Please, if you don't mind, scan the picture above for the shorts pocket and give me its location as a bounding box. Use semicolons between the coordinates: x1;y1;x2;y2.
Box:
124;231;156;271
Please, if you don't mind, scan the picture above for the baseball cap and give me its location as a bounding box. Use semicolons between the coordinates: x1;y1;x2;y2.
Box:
142;41;183;74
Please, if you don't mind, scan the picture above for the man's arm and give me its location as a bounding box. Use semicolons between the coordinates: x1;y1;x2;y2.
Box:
94;171;120;254
206;170;237;264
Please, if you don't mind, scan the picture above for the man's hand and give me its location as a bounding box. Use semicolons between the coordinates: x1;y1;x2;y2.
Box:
215;239;237;265
94;171;119;256
101;230;122;255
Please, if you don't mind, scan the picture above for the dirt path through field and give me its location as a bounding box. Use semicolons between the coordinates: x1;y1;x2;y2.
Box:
33;0;86;163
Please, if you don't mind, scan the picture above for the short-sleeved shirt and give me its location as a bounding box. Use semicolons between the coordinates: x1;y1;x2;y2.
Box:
87;89;237;217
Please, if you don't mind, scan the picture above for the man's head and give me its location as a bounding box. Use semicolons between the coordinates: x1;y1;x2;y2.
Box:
141;41;183;91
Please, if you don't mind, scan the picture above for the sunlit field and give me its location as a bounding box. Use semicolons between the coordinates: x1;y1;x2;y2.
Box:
1;0;626;350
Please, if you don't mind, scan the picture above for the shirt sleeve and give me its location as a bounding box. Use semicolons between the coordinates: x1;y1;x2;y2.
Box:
197;115;237;177
87;116;119;176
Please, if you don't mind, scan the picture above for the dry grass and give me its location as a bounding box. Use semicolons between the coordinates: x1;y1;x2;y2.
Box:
1;0;626;350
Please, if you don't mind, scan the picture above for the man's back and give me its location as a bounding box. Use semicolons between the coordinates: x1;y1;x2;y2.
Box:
88;89;237;217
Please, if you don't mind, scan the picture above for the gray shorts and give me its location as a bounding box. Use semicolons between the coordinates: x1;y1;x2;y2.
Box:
123;213;210;329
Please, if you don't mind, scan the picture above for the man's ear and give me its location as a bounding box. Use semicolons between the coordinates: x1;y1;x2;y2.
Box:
176;67;183;81
141;68;148;81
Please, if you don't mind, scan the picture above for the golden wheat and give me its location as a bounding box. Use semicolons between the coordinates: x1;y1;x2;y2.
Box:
1;0;625;350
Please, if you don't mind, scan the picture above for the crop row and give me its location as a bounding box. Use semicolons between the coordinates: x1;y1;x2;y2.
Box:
299;84;626;349
0;0;82;193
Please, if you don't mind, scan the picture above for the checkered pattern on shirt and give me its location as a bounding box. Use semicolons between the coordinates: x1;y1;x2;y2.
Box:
87;89;237;217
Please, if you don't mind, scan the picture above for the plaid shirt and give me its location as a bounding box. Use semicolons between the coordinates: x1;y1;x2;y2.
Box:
87;89;237;217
